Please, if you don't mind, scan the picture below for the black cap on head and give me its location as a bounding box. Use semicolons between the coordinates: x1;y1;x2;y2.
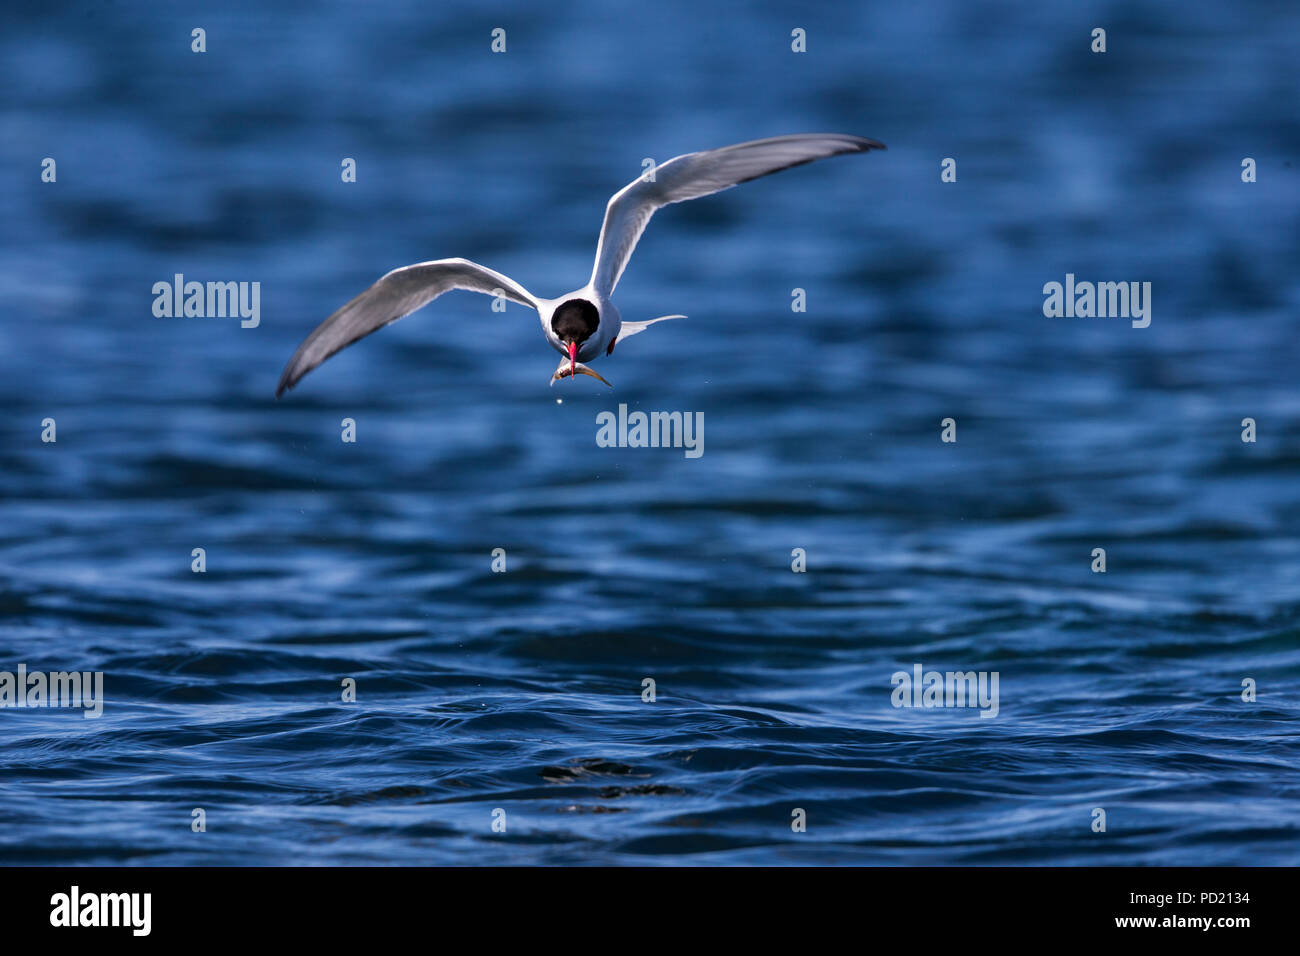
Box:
551;299;600;344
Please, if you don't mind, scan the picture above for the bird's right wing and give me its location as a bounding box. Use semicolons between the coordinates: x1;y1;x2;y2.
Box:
276;258;535;396
589;133;885;297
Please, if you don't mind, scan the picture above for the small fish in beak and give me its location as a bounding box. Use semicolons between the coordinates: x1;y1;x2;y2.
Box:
550;359;612;387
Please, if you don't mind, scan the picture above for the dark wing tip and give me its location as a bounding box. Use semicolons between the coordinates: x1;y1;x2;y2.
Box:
274;362;297;399
275;344;318;397
729;134;887;188
839;134;886;152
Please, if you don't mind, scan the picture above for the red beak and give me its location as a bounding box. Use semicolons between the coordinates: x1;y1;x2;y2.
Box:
568;341;578;378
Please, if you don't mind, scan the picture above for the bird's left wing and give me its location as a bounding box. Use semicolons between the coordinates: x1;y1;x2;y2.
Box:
617;314;685;341
589;133;885;297
276;258;535;397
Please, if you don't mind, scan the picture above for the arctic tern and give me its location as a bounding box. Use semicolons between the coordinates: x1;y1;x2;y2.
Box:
275;133;885;396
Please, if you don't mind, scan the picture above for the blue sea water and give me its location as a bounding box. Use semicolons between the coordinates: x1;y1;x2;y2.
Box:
1;0;1298;865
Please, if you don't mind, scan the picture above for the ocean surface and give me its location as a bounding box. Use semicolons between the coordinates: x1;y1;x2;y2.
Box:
1;0;1298;865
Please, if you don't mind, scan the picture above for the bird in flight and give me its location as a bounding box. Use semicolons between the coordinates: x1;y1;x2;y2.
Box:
275;133;884;396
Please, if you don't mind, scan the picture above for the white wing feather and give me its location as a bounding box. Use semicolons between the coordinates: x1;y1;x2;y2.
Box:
277;258;535;396
589;134;884;296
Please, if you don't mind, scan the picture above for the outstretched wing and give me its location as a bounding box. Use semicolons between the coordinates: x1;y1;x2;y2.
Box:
617;314;685;341
276;258;535;397
589;133;885;297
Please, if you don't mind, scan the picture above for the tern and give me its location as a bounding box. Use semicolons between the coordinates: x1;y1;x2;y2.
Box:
275;133;884;396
